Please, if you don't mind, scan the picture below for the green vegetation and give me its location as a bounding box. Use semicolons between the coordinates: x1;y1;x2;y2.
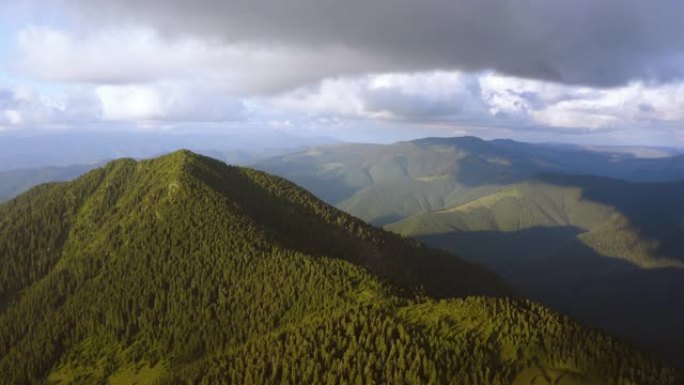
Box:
256;138;540;224
386;175;684;368
256;136;684;225
387;176;684;268
0;150;680;384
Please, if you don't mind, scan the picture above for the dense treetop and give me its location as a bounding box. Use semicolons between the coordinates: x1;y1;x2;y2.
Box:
0;150;679;385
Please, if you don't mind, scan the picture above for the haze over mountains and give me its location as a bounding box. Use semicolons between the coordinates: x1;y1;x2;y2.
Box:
5;151;679;385
254;136;684;367
3;136;684;369
0;131;336;173
0;130;332;201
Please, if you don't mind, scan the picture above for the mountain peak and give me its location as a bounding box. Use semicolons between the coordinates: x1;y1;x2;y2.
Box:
162;148;197;161
0;151;680;385
150;148;207;171
8;151;510;299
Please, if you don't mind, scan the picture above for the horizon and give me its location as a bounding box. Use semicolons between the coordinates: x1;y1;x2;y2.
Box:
2;131;683;174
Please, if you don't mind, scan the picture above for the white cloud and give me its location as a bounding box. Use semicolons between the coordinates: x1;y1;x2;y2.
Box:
95;83;244;122
0;80;245;130
268;77;370;118
12;26;380;94
480;73;684;130
267;71;488;122
96;86;163;121
0;85;102;129
257;70;684;146
3;110;22;125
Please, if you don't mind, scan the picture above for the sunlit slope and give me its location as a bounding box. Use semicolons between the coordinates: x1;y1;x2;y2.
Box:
191;298;676;385
256;137;684;225
256;138;554;224
388;175;684;268
0;151;679;385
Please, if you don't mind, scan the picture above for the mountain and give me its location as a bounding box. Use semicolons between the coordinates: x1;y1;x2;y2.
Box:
0;150;679;385
0;164;101;203
4;136;683;211
387;174;684;367
0;149;300;204
387;174;684;268
254;137;684;367
256;136;684;224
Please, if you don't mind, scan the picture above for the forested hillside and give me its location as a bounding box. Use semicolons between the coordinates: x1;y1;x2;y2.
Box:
256;136;684;224
388;174;684;268
388;174;684;367
0;150;679;385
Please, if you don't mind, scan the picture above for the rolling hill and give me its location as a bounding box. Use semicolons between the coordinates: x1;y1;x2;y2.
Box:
254;137;684;367
256;136;684;224
387;175;684;367
387;174;684;268
0;150;679;385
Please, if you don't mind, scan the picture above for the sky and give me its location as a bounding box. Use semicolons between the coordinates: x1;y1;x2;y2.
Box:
0;0;683;146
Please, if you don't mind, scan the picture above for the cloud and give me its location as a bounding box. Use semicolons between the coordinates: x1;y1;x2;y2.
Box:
14;26;201;85
0;85;102;129
361;72;488;120
0;80;245;130
480;73;684;130
96;83;244;122
3;1;684;145
266;71;684;135
12;26;381;93
95;86;163;121
52;0;684;87
267;72;488;123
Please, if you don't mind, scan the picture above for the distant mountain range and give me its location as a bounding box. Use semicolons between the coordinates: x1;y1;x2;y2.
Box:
4;151;676;385
257;137;684;225
3;136;684;369
386;174;684;366
388;174;684;268
253;136;684;367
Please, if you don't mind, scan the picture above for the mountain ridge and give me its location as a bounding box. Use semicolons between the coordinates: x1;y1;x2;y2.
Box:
255;136;684;226
1;150;680;385
388;174;684;269
251;138;684;368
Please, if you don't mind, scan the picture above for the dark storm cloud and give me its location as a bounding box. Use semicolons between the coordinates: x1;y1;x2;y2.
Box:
62;0;684;87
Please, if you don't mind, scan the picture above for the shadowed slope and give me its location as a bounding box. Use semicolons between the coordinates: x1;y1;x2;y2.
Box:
388;175;684;268
387;175;684;367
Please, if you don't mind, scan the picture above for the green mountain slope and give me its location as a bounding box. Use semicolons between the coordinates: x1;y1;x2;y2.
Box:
0;151;679;385
388;175;684;268
255;137;684;367
256;138;551;224
387;175;684;367
256;136;684;225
